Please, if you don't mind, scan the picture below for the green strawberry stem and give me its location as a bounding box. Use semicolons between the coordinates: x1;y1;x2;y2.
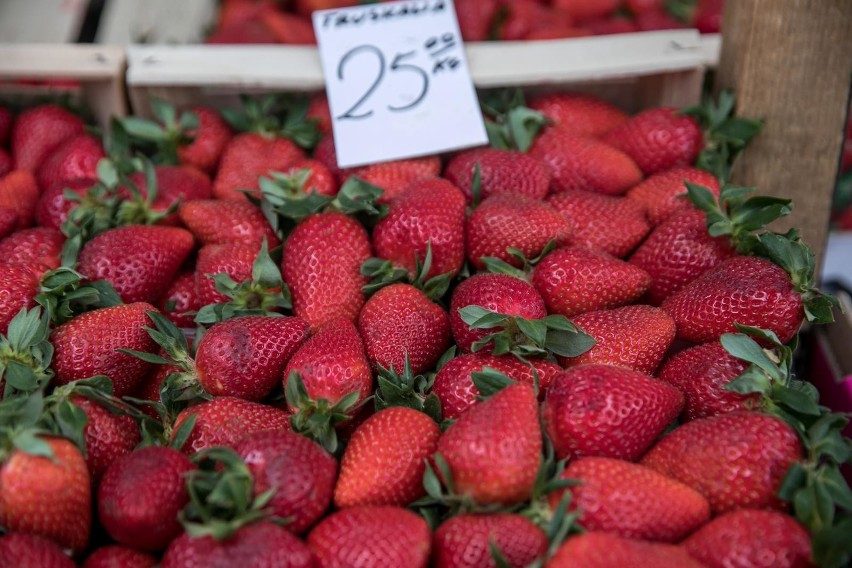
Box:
480;89;550;153
285;371;362;454
362;241;453;301
220;94;320;149
117;99;199;165
375;354;442;423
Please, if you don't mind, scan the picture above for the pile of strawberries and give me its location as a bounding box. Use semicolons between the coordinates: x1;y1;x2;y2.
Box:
206;0;722;45
0;85;849;568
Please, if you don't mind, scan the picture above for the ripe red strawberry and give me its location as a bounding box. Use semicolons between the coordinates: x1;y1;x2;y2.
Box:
11;105;84;172
661;256;804;343
35;178;95;230
196;315;309;401
438;383;541;505
77;225;195;304
0;207;17;239
36;133;104;190
529;129;643;196
466;194;573;271
260;6;317;44
552;0;620;21
177;106;234;173
529;93;629;138
287;158;338;196
235;430;337;534
158;271;201;328
692;0;723;33
51;303;159;397
82;545;157;568
543;364;683;461
547;190;650;258
306;94;332;136
126;164;213;223
335;407;440;508
548;457;710;542
283;211;371;330
194;242;257;306
358;284;451;375
683;509;813;568
433;513;548;568
0;437;91;553
0;227;65;269
546;532;705;568
372;178;467;280
532;246;652;317
0;533;75;568
98;446;194;551
432;353;562;419
449;273;547;353
629;209;736;305
179;198;281;247
72;396;142;485
213;133;305;201
626;167;720;226
603;108;703;175
455;0;500;40
563;305;676;373
0;170;39;228
171;396;291;453
312;136;346;181
0;148;12;177
162;520;316;568
308;506;431;568
0;262;42;335
657;341;754;421
444;148;550;205
345;157;442;203
641;411;804;513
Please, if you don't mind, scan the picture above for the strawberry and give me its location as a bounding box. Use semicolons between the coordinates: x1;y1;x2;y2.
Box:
657;341;754;421
542;364;683;461
308;506;431;568
0;437;91;553
0;227;65;270
286;158;339;196
531;246;651;317
466;194;573;271
178;106;234;173
98;446;194;551
626;166;720;226
72;396;141;485
306;94;332;136
683;509;814;568
195;316;309;401
547;457;710;542
82;546;157;568
0;105;12;145
641;411;803;513
661;255;804;343
455;0;500;41
0;170;39;228
437;383;541;505
358;284;451;375
692;0;723;33
158;271;201;328
0;533;75;568
283;211;371;330
371;178;467;280
76;225;195;304
552;0;620;21
563;305;676;373
335;407;440;508
345;157;442;204
126;164;213;223
444;147;550;205
546;190;650;258
529;93;628;138
180;199;280;247
11;105;84;172
432;353;562;419
260;7;317;44
529;129;643;195
629;209;736;304
0;207;17;239
35;178;95;230
36;133;104;190
312;135;346;182
546;532;705;568
433;513;548;568
0;262;42;335
0;148;11;177
171;396;291;453
51;303;159;397
234;429;337;534
603;108;703;175
195;243;257;306
213;133;305;201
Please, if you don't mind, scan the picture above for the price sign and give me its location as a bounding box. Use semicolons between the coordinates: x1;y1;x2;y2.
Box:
312;0;488;168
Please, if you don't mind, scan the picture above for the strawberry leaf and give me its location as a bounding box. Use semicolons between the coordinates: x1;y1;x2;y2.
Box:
375;355;442;423
471;367;515;399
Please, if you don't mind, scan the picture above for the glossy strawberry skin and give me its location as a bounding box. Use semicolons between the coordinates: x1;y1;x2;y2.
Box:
529;93;628;138
177;106;234;173
444;148;550;204
0;262;42;335
0;170;40;229
0;438;91;554
76;225;195;304
73;396;142;486
626;166;720;226
438;383;542;506
0;227;65;270
179;199;281;248
466;194;573;271
35;178;95;229
36;133;104;190
11;105;85;172
213;132;305;201
307;506;431;568
641;412;804;514
661;256;805;344
196;315;309;401
547;532;706;568
195;242;257;306
433;513;548;568
335;407;440;508
235;430;337;534
51;303;159;397
543;364;683;461
548;457;710;542
82;545;157;568
158;271;201;328
98;446;194;552
0;533;75;568
358;284;451;375
345;156;442;204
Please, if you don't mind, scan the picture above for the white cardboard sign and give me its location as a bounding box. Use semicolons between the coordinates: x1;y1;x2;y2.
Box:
312;0;488;169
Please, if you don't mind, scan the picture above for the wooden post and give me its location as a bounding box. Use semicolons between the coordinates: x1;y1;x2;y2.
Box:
715;0;852;276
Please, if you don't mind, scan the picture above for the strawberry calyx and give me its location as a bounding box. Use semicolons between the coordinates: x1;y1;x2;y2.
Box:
221;94;321;149
417;453;505;516
375;353;442;423
480;239;559;279
35;267;123;326
471;367;518;398
362;241;454;301
117;99;200;165
480;89;549;153
285;371;363;454
0;307;54;400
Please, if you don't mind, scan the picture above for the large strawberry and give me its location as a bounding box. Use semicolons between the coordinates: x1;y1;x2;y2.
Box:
0;170;39;229
82;546;157;568
444;147;550;205
0;227;65;269
214;132;305;200
307;506;431;568
529;93;628;138
543;365;683;461
548;457;710;542
625;166;720;226
36;133;104;190
179;198;281;247
11;105;84;172
0;533;75;568
433;513;548;568
546;532;705;568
